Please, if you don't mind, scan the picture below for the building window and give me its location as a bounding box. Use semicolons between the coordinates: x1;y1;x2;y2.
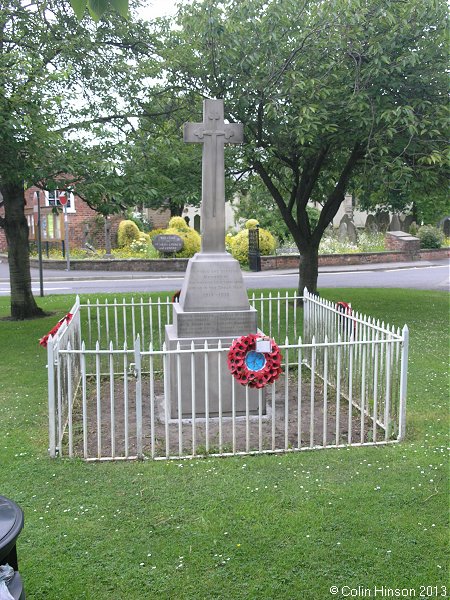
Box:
46;190;75;212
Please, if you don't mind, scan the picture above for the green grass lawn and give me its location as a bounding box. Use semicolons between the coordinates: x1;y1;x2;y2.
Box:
0;289;448;600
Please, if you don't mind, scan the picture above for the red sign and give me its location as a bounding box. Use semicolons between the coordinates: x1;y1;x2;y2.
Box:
59;192;68;206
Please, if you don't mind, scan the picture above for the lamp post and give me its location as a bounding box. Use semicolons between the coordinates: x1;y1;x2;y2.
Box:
33;191;44;297
104;216;112;258
59;192;70;271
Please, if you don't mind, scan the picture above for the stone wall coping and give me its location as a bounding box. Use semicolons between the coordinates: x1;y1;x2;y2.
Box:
7;247;447;272
386;230;418;238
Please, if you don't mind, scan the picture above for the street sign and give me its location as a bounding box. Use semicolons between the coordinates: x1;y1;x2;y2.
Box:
59;192;68;206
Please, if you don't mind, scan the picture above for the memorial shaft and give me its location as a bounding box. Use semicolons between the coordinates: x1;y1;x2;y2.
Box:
184;99;243;253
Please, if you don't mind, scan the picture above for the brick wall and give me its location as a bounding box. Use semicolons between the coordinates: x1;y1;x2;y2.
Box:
0;186;125;253
385;231;420;257
0;193;171;253
144;208;171;229
26;247;450;272
25;186;125;251
261;247;449;270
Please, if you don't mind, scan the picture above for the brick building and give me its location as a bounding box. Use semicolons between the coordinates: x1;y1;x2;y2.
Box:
0;186;171;253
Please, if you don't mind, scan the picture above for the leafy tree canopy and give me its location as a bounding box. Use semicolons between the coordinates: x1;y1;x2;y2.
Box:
70;0;128;21
153;0;448;293
0;0;157;317
120;93;203;217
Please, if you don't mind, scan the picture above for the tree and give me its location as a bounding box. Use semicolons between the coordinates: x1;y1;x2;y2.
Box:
120;94;203;218
70;0;128;21
158;0;447;295
0;0;156;318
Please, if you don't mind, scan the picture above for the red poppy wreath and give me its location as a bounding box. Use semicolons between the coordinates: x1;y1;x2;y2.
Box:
227;334;282;388
39;313;73;348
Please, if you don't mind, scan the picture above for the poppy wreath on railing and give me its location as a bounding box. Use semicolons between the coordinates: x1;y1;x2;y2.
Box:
336;301;356;336
39;313;73;348
227;333;283;388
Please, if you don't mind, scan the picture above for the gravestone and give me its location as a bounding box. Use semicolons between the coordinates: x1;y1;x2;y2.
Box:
365;214;378;233
439;216;450;237
376;211;390;232
401;215;414;233
338;220;348;242
346;220;358;244
389;214;402;232
338;215;357;244
165;99;261;418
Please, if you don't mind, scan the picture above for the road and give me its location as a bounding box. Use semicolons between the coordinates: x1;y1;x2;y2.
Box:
0;258;448;296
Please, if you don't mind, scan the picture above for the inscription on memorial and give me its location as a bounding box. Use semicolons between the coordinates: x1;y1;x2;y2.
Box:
177;311;257;338
185;266;247;303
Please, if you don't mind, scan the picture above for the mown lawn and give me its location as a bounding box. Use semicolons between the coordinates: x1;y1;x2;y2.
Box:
0;289;448;600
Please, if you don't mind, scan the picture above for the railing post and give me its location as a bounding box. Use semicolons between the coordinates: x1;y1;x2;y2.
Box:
398;325;409;441
134;335;143;459
47;336;57;458
75;295;82;348
303;287;309;342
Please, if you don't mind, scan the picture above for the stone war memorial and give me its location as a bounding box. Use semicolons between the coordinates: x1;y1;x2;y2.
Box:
46;102;408;462
165;98;261;418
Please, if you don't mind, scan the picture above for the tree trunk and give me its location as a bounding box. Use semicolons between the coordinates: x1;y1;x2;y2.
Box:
1;182;45;320
168;197;184;217
298;243;319;297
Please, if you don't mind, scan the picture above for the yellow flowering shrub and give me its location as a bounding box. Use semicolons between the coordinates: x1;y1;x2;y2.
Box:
148;228;165;240
245;219;259;230
168;216;190;231
229;226;277;264
117;220;141;247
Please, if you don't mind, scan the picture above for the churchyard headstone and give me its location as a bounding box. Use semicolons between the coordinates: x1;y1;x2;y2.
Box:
389;214;402;232
439;217;450;238
401;215;414;233
376;211;390;232
346;220;358;244
339;215;357;244
365;214;378;233
338;220;348;242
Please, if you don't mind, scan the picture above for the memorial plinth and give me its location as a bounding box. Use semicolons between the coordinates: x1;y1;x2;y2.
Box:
165;99;264;419
166;254;260;418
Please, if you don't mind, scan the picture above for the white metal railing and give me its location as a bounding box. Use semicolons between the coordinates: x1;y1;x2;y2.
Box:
47;292;408;460
47;296;82;458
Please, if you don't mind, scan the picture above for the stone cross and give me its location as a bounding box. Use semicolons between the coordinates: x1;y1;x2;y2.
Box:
184;99;243;253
